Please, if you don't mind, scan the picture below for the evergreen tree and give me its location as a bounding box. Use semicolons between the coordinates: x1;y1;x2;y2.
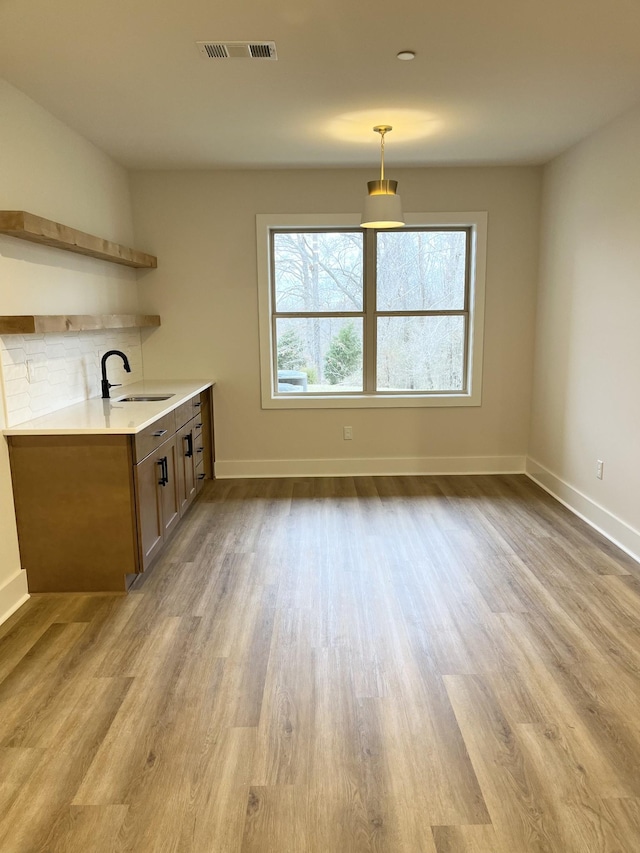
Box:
324;323;361;384
277;328;305;370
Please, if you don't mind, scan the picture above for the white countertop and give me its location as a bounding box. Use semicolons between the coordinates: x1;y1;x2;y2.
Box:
3;380;214;435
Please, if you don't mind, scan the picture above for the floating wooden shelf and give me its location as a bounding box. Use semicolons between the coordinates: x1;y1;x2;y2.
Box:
0;314;161;335
0;211;157;269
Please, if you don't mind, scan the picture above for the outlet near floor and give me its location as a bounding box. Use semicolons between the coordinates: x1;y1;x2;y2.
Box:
343;426;353;440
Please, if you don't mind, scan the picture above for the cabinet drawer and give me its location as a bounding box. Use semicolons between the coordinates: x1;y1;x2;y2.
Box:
175;399;194;429
193;430;205;463
193;393;205;415
175;393;205;428
195;460;206;492
134;411;176;463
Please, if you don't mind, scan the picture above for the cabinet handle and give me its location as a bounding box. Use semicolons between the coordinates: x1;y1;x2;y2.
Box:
197;473;206;480
153;429;168;438
196;446;204;454
157;456;168;486
194;401;202;408
184;433;193;458
195;422;203;429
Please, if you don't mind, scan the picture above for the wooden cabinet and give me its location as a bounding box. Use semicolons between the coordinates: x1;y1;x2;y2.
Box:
135;443;165;569
8;387;214;592
135;435;181;571
194;392;211;493
160;438;181;540
176;421;197;516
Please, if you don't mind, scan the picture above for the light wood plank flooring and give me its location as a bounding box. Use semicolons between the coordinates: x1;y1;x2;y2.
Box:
1;474;640;852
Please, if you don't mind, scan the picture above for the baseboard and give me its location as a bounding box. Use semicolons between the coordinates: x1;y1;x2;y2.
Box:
526;457;640;564
0;569;29;627
215;455;527;479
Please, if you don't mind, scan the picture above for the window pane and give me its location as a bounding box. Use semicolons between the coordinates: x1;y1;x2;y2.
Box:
276;317;363;392
376;230;467;311
377;315;465;391
273;231;363;312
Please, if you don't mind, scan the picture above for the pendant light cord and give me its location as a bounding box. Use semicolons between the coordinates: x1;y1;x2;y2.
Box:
379;129;386;181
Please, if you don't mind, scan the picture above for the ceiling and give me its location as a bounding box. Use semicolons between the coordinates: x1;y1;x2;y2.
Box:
2;0;640;170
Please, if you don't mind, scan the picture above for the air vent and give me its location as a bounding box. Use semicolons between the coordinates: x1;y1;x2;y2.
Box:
249;43;272;58
201;43;228;59
196;41;277;60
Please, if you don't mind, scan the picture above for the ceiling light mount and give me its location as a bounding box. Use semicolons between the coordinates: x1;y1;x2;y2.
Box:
361;125;404;229
396;50;416;61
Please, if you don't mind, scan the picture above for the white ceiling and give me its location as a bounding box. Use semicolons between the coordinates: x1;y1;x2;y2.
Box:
2;0;640;170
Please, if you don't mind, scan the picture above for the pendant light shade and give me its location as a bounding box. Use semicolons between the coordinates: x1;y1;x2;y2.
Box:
361;126;404;229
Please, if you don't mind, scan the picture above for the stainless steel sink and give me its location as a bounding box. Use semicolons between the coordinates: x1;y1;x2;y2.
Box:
117;394;175;402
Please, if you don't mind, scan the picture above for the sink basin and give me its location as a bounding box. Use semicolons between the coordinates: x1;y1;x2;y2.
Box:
117;394;175;402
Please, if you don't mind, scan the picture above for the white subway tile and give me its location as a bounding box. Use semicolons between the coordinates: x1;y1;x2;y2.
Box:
48;370;69;386
25;339;46;355
3;363;27;381
30;380;53;397
2;346;26;364
7;407;33;426
5;377;30;397
6;392;31;412
45;344;67;359
1;335;26;351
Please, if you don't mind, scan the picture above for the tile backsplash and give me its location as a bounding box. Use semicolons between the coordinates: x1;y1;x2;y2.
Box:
0;328;143;426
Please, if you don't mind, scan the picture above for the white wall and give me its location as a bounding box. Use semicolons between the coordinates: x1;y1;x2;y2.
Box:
130;166;541;477
529;103;640;559
0;81;141;622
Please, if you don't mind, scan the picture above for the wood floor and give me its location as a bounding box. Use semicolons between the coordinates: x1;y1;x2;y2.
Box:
1;474;640;852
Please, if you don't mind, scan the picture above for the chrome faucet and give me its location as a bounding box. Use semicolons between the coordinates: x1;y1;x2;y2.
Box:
101;350;131;399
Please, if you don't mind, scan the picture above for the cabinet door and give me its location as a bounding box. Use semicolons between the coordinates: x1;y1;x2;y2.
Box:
135;447;165;570
160;437;181;540
176;421;197;516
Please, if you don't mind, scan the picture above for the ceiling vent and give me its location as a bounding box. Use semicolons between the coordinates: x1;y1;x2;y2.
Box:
196;41;278;60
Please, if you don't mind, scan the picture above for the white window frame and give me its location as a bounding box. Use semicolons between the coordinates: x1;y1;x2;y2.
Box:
256;212;487;409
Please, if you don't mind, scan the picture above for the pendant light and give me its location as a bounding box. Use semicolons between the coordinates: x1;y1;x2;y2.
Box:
361;125;404;229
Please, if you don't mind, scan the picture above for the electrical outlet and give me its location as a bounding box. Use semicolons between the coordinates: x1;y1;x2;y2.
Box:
26;359;46;384
596;459;604;480
343;426;353;440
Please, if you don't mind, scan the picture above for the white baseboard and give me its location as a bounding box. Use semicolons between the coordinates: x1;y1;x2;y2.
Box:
526;457;640;564
0;569;29;627
215;455;527;479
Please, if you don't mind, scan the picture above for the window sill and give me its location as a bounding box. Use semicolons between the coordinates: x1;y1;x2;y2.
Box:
261;392;481;409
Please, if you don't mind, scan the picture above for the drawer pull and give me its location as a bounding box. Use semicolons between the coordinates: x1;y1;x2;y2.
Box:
194;401;202;408
195;422;203;429
197;473;206;480
153;429;168;438
157;457;168;486
196;446;204;454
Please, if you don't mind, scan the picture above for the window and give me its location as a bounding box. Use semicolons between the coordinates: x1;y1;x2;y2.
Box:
257;213;487;409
